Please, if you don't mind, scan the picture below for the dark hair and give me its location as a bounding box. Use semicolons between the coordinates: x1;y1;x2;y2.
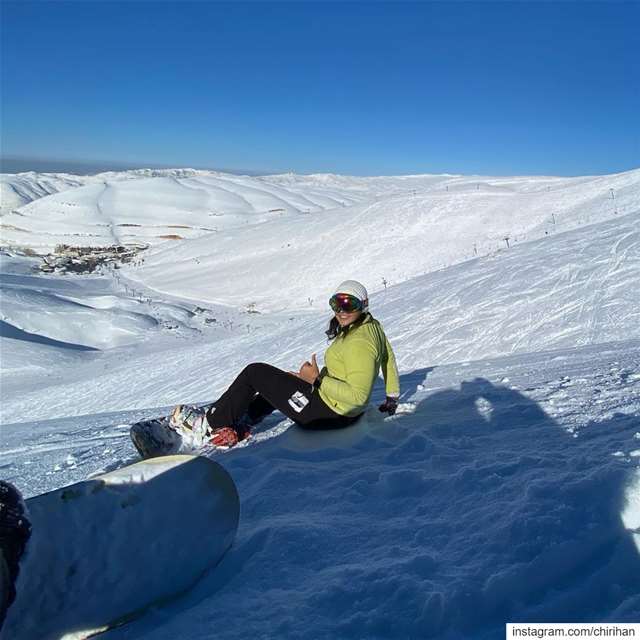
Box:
325;312;369;341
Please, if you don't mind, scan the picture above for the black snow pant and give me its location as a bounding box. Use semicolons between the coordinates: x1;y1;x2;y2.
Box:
206;363;362;432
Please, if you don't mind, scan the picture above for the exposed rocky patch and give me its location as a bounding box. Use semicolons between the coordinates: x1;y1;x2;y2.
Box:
36;244;147;275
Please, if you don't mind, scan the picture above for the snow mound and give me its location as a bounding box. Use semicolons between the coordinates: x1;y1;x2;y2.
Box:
0;285;158;349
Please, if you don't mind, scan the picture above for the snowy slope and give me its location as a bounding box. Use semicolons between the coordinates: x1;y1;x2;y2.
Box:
2;205;638;424
0;170;366;251
108;343;640;639
124;169;639;311
377;210;640;366
0;168;162;215
1;167;639;638
0;168;230;215
2;339;639;639
0;172;93;215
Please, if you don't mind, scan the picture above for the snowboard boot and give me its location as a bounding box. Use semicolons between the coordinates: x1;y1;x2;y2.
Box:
169;405;212;448
209;427;240;448
0;481;31;632
209;414;253;448
169;406;255;450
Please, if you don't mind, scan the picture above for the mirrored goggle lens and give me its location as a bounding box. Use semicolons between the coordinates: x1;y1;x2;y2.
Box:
329;294;363;313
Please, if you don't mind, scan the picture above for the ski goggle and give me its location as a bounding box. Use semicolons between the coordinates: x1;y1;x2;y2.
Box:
329;293;364;313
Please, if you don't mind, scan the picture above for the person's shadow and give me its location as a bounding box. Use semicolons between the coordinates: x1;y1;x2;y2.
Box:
380;374;640;636
282;371;640;635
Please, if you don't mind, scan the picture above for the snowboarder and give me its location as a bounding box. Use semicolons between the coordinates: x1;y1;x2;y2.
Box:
170;280;400;448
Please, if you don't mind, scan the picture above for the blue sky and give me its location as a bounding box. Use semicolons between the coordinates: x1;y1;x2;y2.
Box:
1;1;638;176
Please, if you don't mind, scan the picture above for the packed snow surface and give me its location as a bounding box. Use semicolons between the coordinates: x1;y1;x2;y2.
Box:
1;167;639;638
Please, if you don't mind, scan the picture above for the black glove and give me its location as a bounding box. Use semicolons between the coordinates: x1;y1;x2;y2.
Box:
378;396;398;416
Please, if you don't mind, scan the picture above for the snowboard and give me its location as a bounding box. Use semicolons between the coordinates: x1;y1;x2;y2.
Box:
2;454;239;640
130;416;184;459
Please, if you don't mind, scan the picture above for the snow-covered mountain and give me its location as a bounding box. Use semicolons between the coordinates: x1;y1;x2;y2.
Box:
1;167;639;638
0;169;367;250
0;168;227;215
2;168;637;259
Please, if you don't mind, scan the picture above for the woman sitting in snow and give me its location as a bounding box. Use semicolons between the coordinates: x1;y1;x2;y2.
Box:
169;280;400;448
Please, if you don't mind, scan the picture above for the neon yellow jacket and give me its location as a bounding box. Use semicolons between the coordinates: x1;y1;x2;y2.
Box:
318;313;400;416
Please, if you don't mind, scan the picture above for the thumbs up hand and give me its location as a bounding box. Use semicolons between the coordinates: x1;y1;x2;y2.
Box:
298;353;320;383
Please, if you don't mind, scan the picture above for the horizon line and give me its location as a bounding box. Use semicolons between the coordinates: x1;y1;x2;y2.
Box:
1;155;638;180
